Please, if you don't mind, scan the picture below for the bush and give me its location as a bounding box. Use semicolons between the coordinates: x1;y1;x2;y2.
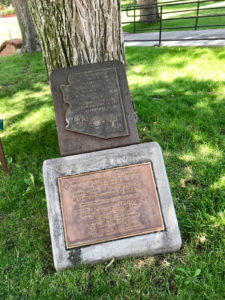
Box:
0;2;15;15
0;0;11;6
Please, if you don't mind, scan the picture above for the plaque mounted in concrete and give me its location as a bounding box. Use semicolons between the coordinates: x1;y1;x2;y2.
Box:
43;142;182;271
50;61;139;156
58;163;164;249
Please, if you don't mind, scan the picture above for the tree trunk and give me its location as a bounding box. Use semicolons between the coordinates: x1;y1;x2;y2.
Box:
27;0;125;77
11;0;41;53
139;0;160;23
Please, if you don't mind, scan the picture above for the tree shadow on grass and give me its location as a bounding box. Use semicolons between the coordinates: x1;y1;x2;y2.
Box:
2;93;52;131
0;54;224;271
2;119;59;167
0;52;46;87
131;76;225;242
0;120;59;274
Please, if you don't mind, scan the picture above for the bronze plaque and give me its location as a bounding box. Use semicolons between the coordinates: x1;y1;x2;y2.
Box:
61;68;128;139
58;163;164;249
50;61;139;156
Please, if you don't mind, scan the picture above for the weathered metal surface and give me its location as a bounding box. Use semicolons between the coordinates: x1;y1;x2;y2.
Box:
0;139;8;174
50;61;139;156
61;68;128;139
58;162;164;249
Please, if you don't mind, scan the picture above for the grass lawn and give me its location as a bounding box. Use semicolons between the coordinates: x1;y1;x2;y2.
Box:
0;47;225;299
122;0;225;33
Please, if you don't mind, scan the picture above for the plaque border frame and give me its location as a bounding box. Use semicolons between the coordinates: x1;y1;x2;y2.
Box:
58;162;165;249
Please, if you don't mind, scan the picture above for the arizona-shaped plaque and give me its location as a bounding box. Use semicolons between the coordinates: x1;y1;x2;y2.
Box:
58;163;165;249
61;68;128;139
50;61;139;156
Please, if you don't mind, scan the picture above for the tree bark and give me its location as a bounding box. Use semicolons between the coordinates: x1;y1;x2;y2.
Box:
11;0;41;53
27;0;125;77
139;0;160;23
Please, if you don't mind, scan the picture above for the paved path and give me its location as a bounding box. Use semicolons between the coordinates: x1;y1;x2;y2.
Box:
0;16;21;45
124;29;225;47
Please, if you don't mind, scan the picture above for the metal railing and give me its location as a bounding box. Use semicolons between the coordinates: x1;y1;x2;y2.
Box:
0;119;8;174
122;0;225;46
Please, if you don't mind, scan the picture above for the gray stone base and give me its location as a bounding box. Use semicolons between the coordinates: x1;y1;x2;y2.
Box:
43;142;182;271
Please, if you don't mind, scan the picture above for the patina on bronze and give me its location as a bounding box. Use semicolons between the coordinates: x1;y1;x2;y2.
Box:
50;61;139;156
58;162;164;249
61;68;128;139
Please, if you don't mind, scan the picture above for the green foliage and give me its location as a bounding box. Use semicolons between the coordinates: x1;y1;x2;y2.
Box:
0;1;15;15
0;48;224;299
0;0;11;6
0;6;15;15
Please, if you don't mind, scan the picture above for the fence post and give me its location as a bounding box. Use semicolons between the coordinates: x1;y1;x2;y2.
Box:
0;119;8;175
0;139;8;174
134;5;136;33
159;5;163;46
195;0;200;30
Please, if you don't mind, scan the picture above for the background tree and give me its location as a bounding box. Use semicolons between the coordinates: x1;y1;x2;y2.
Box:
139;0;160;23
11;0;41;53
27;0;125;76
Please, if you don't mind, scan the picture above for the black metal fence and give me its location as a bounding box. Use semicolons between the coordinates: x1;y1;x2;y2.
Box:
122;0;225;46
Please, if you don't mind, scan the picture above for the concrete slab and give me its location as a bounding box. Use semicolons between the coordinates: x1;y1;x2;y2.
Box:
43;142;182;271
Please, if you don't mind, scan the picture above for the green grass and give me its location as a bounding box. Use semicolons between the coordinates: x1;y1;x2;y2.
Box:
122;0;225;32
0;47;225;299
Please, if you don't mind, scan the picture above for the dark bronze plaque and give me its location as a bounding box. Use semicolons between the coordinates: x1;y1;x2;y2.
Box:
50;61;139;156
61;68;128;139
58;163;164;249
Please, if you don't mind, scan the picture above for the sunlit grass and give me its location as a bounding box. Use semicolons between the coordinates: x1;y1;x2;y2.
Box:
0;48;224;299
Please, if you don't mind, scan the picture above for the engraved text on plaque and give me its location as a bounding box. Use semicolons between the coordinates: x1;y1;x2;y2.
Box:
60;68;129;139
58;163;164;249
